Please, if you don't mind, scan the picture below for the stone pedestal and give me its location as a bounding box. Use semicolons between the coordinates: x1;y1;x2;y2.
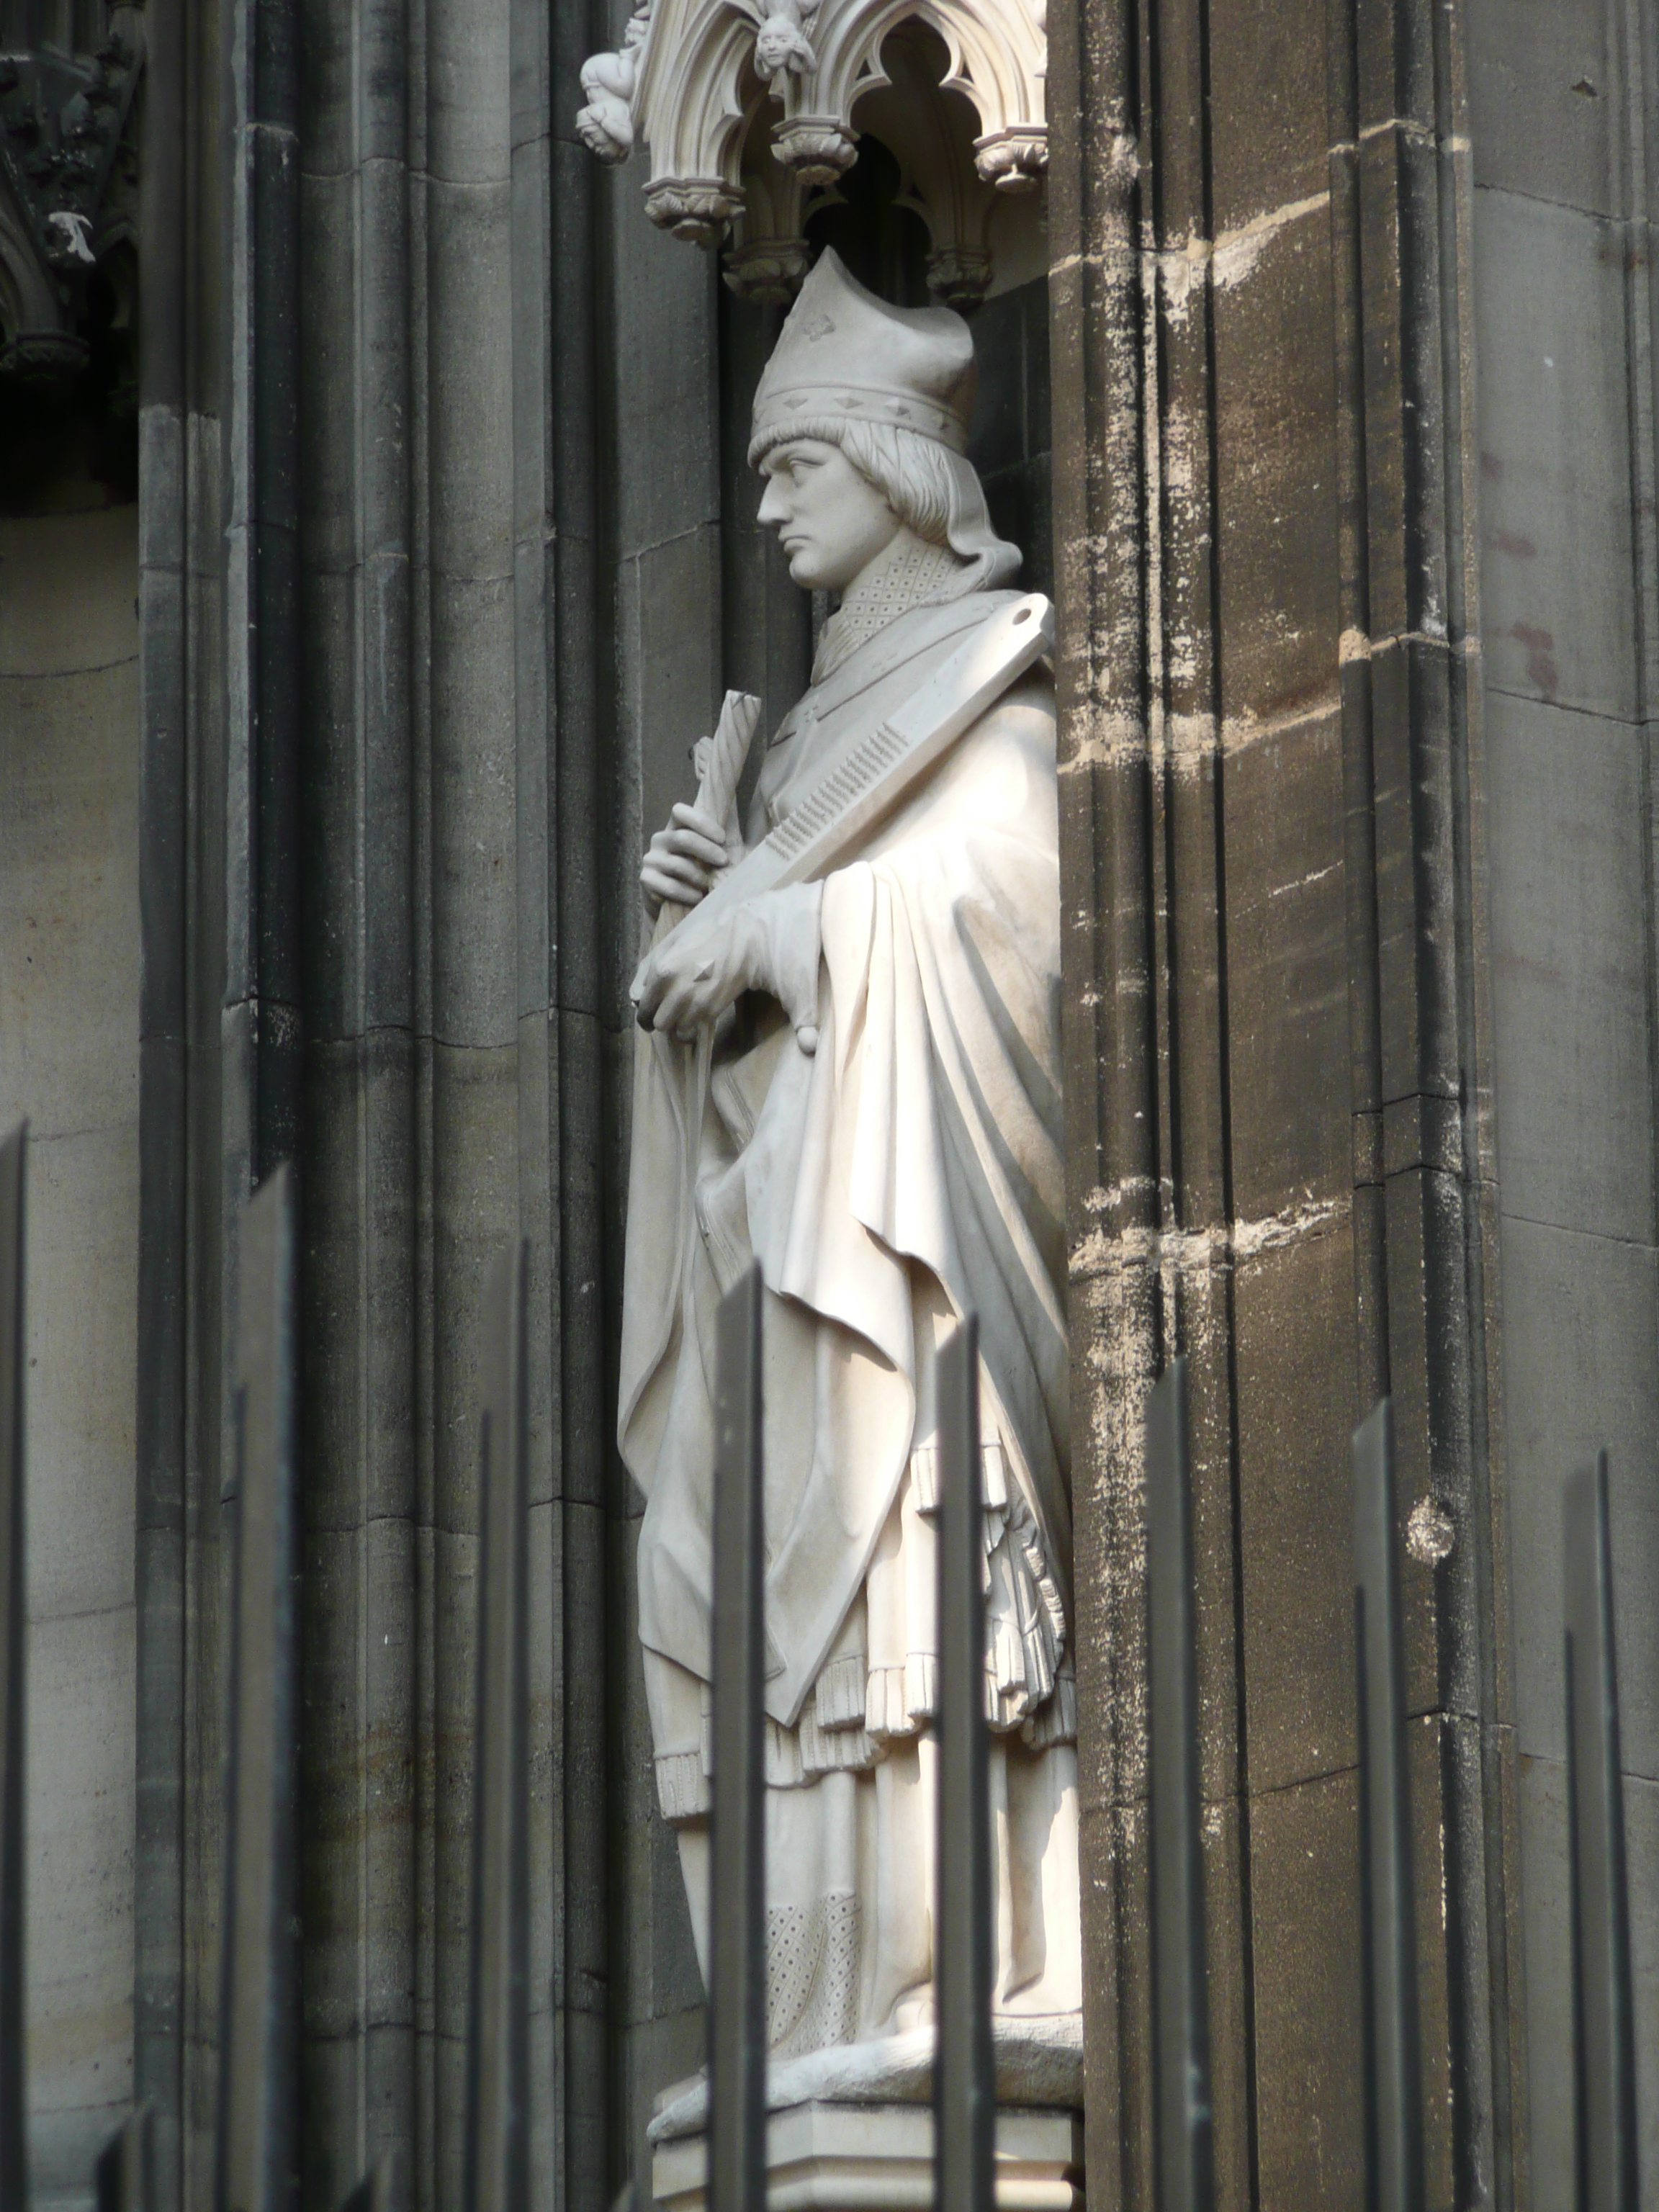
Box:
652;2101;1084;2211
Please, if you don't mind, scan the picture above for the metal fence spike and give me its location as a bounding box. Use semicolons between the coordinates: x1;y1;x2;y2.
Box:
1146;1359;1214;2212
95;2103;156;2212
1565;1454;1638;2212
336;2152;402;2212
465;1242;531;2212
215;1162;301;2212
1352;1398;1424;2212
709;1264;765;2212
936;1313;994;2212
0;1125;24;2211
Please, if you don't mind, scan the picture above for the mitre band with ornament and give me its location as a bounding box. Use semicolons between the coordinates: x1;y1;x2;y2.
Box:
575;0;1047;296
747;249;976;459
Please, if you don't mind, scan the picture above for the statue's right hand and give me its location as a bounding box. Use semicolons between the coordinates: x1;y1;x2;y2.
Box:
642;802;734;917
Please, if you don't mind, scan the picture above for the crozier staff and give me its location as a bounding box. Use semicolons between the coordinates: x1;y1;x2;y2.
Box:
621;251;1081;2064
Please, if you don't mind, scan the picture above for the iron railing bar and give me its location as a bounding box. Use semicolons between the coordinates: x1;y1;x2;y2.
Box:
1352;1398;1424;2212
1146;1358;1215;2212
464;1241;531;2212
709;1266;766;2212
0;1125;24;2211
936;1313;994;2212
709;1264;766;2212
1565;1453;1638;2212
336;2153;400;2212
215;1161;302;2212
95;2103;156;2212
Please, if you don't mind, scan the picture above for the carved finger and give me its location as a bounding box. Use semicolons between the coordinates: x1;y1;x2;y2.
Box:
654;953;740;1037
652;851;714;889
663;826;729;868
652;978;698;1034
642;855;711;900
671;801;729;844
631;947;667;1012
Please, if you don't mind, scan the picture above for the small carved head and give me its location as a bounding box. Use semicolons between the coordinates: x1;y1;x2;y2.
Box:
754;10;815;76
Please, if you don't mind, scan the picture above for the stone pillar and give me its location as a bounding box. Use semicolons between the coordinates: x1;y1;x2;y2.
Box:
292;0;418;2172
598;156;725;2200
281;0;617;2183
134;0;212;2185
1048;0;1518;2201
1467;0;1659;2193
135;0;619;2201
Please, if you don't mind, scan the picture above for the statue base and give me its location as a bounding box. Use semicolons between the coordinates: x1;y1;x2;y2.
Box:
651;2100;1084;2211
648;2015;1084;2211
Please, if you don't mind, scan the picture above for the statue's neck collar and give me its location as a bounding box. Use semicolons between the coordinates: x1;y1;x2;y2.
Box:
811;532;970;683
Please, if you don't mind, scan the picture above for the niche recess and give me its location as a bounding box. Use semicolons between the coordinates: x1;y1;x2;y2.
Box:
577;0;1048;307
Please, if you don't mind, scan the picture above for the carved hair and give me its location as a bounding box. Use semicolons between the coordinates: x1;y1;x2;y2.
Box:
830;418;957;544
754;415;1022;588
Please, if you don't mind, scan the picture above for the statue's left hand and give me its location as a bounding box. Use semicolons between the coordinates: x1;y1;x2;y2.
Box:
632;883;822;1051
641;801;734;917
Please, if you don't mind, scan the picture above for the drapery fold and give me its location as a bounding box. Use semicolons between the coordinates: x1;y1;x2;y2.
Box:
619;590;1068;1737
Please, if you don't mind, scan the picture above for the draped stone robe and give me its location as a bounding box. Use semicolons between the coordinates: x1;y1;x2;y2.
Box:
618;580;1082;2053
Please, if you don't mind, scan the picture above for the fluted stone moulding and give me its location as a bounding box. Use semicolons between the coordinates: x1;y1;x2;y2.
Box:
577;0;1046;300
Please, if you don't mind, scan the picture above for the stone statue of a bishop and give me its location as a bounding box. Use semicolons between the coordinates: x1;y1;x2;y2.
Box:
620;251;1080;2067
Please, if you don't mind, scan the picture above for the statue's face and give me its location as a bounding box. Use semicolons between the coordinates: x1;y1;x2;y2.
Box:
757;439;903;593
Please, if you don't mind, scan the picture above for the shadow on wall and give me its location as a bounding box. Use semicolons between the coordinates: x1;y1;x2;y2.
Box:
0;258;137;516
0;497;141;2203
798;132;1053;603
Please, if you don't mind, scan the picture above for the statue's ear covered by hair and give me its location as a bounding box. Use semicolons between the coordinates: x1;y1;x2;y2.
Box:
835;420;962;549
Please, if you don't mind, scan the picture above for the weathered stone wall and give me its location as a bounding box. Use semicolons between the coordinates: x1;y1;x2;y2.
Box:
1467;0;1659;2193
1049;0;1519;2201
134;0;619;2194
0;505;140;2208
